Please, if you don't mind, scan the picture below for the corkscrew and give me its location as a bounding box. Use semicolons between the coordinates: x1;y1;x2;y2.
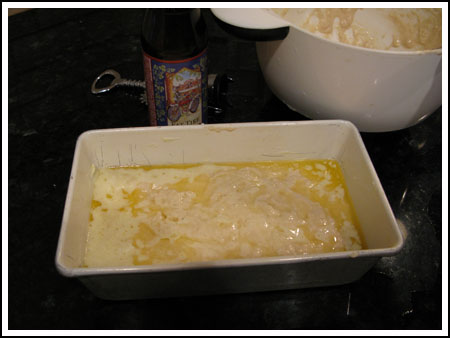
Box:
91;69;233;113
91;69;146;94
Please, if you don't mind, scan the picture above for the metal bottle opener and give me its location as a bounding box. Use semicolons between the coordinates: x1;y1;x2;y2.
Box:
91;69;233;112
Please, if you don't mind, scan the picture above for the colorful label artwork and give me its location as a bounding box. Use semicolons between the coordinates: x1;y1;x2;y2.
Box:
143;49;207;126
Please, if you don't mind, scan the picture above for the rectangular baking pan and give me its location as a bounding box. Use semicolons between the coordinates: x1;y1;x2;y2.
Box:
55;121;404;300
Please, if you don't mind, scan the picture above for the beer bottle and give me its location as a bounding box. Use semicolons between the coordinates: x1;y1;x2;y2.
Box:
141;8;208;126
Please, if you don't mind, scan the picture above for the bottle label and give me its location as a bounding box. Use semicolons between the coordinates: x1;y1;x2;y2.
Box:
143;49;207;126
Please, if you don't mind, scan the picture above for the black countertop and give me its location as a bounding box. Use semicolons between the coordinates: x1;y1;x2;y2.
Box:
8;9;443;330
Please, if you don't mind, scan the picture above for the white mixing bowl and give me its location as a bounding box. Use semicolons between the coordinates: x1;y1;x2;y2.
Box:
211;8;442;132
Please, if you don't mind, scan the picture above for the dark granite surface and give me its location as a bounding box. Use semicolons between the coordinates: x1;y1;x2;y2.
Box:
8;9;443;330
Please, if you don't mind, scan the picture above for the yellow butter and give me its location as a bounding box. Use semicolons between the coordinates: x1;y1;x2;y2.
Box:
84;160;364;267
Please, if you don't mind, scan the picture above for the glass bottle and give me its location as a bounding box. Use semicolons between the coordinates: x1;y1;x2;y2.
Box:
141;8;208;126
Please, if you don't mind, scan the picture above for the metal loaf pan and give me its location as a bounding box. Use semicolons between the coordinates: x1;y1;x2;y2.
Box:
55;121;404;300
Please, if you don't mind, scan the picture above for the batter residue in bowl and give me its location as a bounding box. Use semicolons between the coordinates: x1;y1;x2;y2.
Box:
269;8;442;51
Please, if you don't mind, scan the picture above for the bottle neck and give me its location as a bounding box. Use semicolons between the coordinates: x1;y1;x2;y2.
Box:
141;8;207;60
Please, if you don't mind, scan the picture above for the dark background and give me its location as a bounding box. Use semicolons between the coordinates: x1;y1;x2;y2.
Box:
8;8;443;330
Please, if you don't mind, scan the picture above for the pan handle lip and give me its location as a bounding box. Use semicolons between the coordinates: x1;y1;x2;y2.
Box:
214;17;289;41
210;8;290;41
